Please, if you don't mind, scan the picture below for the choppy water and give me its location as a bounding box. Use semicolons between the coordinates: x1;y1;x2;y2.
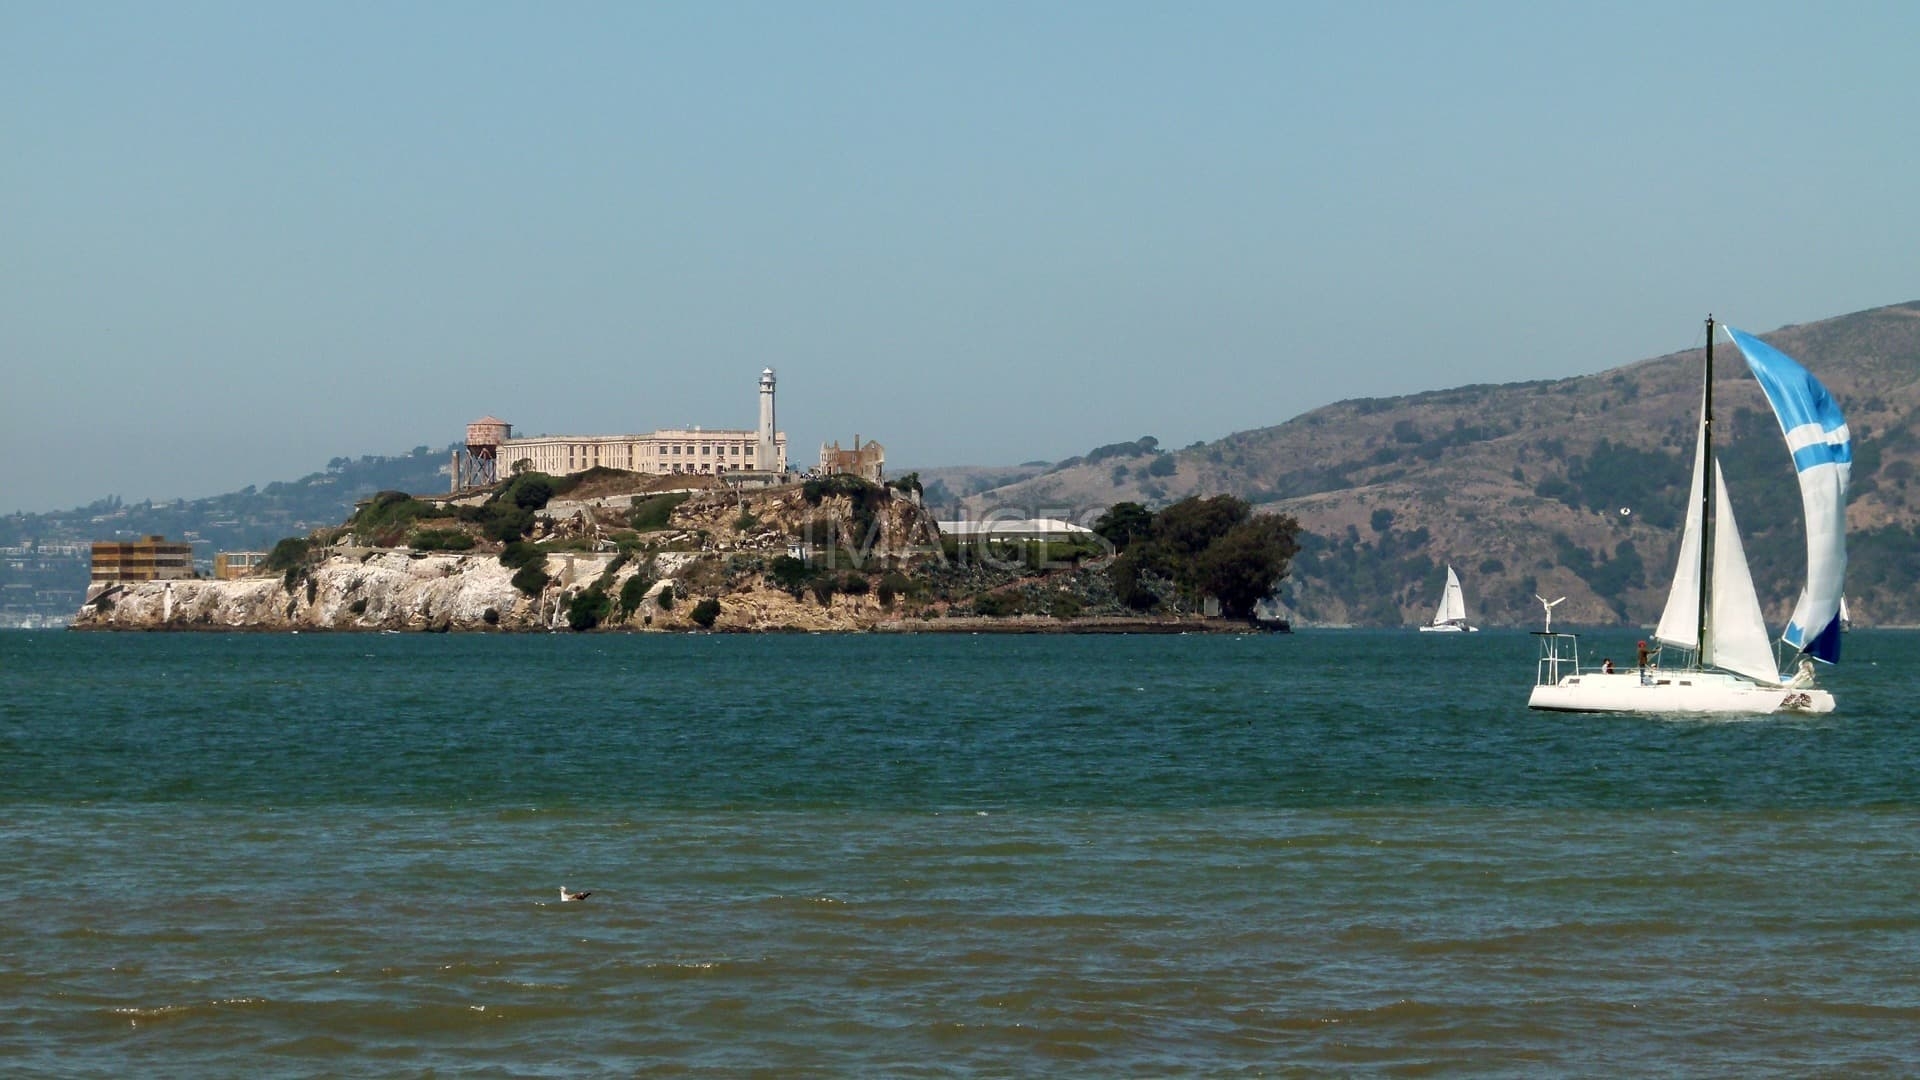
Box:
3;629;1918;1076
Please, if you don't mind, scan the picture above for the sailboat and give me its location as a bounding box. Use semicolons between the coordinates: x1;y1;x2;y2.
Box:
1840;595;1853;632
1529;317;1851;714
1420;565;1478;632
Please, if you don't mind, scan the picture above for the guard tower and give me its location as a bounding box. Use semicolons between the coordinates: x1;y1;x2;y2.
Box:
758;368;778;474
455;416;511;490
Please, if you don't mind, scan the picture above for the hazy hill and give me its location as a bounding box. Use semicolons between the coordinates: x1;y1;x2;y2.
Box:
962;301;1920;628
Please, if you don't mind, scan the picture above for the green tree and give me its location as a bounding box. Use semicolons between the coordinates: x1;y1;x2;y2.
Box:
1192;515;1302;617
1093;502;1154;552
1152;494;1249;561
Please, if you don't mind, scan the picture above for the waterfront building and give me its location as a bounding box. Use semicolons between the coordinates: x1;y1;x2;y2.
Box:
90;535;195;583
214;551;269;580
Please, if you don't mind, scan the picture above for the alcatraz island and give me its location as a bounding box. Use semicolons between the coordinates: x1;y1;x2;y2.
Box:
72;371;1299;633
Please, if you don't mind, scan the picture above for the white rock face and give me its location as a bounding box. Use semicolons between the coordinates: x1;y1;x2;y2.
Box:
75;552;534;631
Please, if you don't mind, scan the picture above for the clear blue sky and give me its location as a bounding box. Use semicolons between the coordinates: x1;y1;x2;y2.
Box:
4;1;1916;513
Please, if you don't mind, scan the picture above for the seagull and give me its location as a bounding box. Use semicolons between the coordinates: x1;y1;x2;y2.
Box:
560;886;591;902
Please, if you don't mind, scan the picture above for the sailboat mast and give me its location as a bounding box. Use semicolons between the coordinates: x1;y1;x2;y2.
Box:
1696;315;1716;666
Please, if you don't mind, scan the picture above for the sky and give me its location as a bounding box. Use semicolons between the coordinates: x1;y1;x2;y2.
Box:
4;1;1917;514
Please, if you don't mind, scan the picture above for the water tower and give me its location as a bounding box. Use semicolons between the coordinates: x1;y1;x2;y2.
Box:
456;416;511;490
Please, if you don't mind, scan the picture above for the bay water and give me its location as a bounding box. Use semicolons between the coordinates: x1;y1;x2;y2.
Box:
3;629;1917;1076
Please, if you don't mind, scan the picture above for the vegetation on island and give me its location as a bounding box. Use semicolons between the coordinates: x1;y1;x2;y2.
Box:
130;456;1303;634
1096;496;1299;617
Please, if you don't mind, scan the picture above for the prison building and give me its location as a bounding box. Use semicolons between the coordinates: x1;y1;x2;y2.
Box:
497;428;788;477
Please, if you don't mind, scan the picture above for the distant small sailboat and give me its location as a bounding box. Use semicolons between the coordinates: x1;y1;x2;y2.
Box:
1840;595;1853;632
1420;565;1478;632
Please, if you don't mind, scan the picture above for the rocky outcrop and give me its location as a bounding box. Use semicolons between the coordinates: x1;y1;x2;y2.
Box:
71;476;1251;633
77;551;532;631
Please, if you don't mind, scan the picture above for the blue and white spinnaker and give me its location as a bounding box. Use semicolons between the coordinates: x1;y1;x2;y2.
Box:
1725;326;1851;663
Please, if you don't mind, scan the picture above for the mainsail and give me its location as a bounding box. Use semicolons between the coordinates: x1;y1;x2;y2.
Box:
1725;327;1852;664
1433;565;1468;625
1653;445;1779;684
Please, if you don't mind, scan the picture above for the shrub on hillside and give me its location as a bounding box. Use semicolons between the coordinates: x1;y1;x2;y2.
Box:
499;541;545;570
629;492;690;531
972;591;1025;617
511;564;549;597
567;586;611;631
690;597;721;628
619;569;657;616
263;536;313;573
411;528;475;551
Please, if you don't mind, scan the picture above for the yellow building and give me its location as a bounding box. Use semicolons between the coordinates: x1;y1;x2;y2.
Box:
214;551;269;580
91;536;195;583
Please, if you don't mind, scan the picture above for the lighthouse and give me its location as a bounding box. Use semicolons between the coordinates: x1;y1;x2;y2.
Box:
758;368;778;474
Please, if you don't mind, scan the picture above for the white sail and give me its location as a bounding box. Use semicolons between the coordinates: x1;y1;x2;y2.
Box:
1706;463;1780;685
1649;404;1778;684
1654;418;1709;650
1433;565;1468;625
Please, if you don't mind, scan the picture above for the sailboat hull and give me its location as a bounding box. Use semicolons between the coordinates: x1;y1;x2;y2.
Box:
1418;623;1477;632
1528;670;1833;715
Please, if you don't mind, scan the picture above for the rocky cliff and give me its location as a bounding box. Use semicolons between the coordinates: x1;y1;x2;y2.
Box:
72;475;1246;633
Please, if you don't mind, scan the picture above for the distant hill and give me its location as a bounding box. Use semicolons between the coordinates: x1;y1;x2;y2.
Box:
961;301;1920;628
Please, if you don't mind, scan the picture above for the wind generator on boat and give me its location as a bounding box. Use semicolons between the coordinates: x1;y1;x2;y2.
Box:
1528;317;1851;715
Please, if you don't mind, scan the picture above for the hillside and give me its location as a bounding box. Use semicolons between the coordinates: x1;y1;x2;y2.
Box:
960;301;1920;628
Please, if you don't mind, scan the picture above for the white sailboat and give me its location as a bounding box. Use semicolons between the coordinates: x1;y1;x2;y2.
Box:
1420;565;1478;632
1839;595;1852;632
1529;317;1851;715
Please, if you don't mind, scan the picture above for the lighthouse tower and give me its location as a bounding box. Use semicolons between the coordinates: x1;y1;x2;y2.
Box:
758;368;778;474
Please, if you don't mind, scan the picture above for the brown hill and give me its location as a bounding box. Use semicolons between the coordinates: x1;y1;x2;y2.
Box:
961;301;1920;628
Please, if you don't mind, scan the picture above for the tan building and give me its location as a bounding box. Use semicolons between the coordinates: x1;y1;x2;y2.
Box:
487;369;789;479
499;428;788;478
214;551;269;580
91;536;195;583
820;436;885;483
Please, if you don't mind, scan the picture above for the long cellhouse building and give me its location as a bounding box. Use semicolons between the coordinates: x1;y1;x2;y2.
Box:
464;369;789;482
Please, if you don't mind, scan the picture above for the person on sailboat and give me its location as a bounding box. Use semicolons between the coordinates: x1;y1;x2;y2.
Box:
1636;640;1651;669
1601;658;1615;674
